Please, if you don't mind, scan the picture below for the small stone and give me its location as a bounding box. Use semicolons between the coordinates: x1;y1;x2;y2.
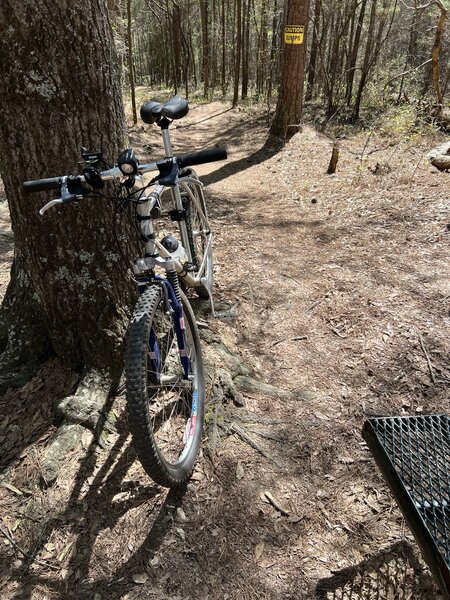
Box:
132;572;148;584
175;507;187;523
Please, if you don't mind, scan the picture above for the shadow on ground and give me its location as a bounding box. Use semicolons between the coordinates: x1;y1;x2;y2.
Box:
315;541;437;599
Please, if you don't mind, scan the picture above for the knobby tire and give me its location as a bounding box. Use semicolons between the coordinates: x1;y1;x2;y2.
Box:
126;285;205;487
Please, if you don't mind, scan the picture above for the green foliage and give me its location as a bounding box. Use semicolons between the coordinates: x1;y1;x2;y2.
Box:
378;104;439;140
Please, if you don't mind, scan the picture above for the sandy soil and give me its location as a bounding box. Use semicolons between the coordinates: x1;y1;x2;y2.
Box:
0;101;449;599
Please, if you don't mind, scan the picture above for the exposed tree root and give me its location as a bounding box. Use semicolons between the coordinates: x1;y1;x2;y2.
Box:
200;322;316;463
40;368;118;485
0;358;77;467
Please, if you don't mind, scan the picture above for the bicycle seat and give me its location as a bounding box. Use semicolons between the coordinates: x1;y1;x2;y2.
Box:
140;96;189;125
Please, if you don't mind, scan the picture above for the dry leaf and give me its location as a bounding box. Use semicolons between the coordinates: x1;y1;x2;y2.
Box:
254;541;265;560
236;461;245;480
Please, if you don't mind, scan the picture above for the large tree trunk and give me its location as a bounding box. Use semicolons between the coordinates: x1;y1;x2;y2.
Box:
270;0;310;137
0;0;134;479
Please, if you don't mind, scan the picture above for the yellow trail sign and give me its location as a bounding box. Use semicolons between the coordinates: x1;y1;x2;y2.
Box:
284;25;304;45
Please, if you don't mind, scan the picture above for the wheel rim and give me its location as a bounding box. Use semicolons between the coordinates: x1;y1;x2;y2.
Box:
184;190;213;292
146;301;200;466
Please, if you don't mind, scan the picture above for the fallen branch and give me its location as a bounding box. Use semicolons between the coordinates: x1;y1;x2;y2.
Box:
0;524;59;571
418;333;436;384
270;335;308;348
262;490;290;516
382;58;432;90
281;272;303;287
227;422;283;468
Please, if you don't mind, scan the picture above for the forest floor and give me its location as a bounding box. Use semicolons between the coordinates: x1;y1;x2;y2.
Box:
0;100;449;599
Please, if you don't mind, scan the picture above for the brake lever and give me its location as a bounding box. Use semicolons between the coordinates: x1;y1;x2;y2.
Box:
39;199;64;215
38;176;81;216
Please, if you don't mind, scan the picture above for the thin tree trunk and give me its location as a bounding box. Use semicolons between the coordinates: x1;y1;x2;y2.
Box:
346;0;367;105
242;0;251;99
222;0;227;95
267;0;280;105
352;0;378;122
431;1;448;117
200;0;210;97
126;0;137;124
306;0;321;101
233;0;242;106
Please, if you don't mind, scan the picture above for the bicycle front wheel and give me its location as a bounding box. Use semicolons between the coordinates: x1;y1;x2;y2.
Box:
126;285;205;487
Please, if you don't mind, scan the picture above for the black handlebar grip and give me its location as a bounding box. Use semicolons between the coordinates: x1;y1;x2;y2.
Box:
23;177;63;193
177;146;227;169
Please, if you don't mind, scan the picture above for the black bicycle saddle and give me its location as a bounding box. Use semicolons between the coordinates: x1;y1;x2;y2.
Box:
140;96;189;125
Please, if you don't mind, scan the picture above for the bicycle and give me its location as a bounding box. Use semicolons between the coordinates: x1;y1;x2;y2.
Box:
23;95;227;487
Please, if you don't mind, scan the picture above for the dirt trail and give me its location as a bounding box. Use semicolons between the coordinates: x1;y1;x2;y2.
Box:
0;102;449;599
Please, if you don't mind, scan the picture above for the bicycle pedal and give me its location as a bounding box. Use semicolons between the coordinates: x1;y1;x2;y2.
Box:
213;311;237;320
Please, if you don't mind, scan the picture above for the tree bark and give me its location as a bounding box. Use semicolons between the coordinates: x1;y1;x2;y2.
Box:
0;2;133;403
270;0;310;137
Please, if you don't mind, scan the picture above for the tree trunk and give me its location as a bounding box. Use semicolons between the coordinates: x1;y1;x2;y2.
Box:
351;0;378;122
266;0;280;106
270;0;310;137
222;0;227;95
233;0;243;107
305;0;321;102
200;0;210;97
126;0;137;124
431;1;448;118
241;0;251;99
346;0;368;105
0;0;134;477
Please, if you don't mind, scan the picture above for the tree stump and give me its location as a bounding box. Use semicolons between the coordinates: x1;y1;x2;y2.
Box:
327;143;340;175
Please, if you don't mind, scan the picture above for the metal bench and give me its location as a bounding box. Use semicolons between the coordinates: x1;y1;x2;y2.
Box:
362;415;450;599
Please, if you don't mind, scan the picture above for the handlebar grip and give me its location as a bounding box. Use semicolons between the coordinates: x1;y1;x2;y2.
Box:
177;146;227;169
23;177;63;193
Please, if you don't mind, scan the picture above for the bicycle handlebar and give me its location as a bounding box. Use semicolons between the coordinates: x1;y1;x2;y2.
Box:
178;146;227;168
23;176;64;193
23;146;227;195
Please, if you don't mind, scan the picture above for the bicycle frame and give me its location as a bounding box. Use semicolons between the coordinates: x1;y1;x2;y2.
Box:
132;125;213;295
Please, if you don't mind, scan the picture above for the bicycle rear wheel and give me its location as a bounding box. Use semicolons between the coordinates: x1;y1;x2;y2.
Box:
126;285;205;487
181;172;213;299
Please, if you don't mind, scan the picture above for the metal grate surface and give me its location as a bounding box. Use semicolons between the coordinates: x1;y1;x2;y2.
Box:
363;415;450;597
